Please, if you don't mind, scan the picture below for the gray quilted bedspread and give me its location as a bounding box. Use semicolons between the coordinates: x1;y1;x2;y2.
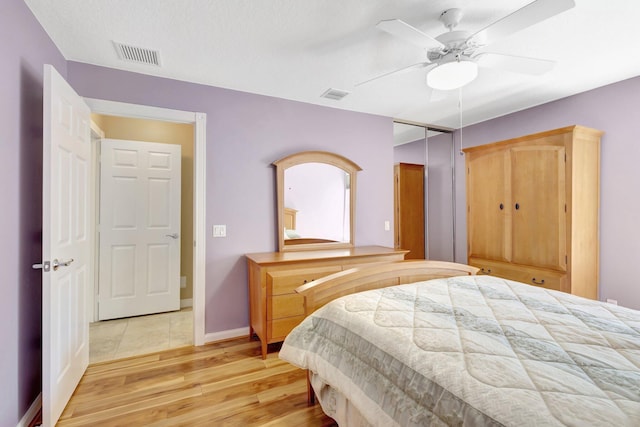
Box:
279;275;640;426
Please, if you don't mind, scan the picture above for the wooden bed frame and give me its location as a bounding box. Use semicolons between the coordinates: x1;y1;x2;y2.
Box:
294;259;479;403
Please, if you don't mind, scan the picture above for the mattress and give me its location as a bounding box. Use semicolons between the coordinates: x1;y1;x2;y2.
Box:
279;275;640;426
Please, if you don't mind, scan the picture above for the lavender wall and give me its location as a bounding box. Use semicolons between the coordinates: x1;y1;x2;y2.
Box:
66;62;395;334
394;138;425;164
0;0;68;424
453;76;640;310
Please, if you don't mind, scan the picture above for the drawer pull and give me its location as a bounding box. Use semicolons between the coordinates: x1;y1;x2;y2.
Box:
481;268;492;274
531;278;545;285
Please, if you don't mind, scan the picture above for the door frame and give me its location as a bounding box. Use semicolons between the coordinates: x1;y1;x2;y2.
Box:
86;97;206;346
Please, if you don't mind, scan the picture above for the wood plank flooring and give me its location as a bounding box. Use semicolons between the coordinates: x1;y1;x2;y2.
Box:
57;337;336;426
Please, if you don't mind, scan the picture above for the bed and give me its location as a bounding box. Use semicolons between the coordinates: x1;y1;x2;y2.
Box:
279;260;640;426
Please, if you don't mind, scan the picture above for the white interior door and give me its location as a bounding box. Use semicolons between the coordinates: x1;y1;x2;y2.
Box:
42;64;92;427
98;139;181;320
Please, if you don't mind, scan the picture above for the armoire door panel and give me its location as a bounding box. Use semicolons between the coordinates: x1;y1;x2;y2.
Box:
467;150;511;261
510;146;567;271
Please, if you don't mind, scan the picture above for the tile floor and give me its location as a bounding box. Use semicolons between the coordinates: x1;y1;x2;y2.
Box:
89;308;193;364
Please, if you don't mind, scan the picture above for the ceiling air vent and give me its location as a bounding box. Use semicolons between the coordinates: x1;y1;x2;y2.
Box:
113;41;161;66
321;88;350;101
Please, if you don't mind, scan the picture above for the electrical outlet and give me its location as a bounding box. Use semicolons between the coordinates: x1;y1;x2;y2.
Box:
213;225;226;237
384;220;390;231
180;276;187;288
606;298;618;305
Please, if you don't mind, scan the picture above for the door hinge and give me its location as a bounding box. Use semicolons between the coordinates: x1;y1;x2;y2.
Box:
565;204;567;213
565;255;568;264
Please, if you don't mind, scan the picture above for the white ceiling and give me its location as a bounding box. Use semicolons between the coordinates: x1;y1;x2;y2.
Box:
24;0;640;129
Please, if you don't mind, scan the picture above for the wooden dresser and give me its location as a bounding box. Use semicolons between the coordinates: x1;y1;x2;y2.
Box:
463;125;602;299
246;246;408;358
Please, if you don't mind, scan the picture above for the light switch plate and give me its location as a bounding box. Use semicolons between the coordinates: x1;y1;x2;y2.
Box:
384;220;390;231
213;225;226;237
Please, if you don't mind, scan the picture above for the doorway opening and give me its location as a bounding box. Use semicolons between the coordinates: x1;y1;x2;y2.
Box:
85;98;207;363
90;114;195;362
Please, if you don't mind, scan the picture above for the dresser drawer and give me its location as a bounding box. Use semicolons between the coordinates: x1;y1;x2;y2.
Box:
268;315;306;341
267;266;341;295
269;293;305;319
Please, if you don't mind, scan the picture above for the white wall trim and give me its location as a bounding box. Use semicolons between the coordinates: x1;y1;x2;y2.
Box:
17;393;41;427
89;122;104;323
180;298;193;308
84;97;206;347
85;98;195;123
204;327;250;344
193;112;207;345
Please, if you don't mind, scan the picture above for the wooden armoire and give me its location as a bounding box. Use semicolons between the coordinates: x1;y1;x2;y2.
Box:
394;163;425;259
463;125;602;299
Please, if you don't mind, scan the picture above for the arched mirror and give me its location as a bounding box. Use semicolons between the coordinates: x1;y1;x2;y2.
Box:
274;151;361;252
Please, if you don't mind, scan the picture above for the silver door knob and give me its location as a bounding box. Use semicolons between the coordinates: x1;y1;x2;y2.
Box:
166;233;179;239
52;258;74;271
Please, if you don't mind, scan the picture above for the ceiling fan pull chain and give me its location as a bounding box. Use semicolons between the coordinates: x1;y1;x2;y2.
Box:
458;87;465;155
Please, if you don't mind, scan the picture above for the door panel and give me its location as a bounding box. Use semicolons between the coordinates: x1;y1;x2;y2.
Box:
149;178;171;226
111;245;136;297
113;176;138;227
98;139;181;320
394;163;425;260
511;146;567;270
467;150;511;261
148;244;170;294
43;64;91;427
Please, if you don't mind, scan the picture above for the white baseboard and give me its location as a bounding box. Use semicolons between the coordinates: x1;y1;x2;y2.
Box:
204;327;250;344
17;393;41;427
180;298;193;308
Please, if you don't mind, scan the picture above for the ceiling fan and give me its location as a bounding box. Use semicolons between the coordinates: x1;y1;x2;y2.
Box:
357;0;575;91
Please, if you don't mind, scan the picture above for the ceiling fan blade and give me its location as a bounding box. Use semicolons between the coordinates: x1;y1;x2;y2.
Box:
468;0;575;46
355;62;434;87
476;52;555;75
376;19;444;50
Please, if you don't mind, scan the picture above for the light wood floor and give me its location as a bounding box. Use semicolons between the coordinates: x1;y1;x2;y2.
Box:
57;337;336;426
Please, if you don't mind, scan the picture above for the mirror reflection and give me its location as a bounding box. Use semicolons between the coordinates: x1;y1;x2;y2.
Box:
274;151;361;252
393;120;456;262
284;163;350;245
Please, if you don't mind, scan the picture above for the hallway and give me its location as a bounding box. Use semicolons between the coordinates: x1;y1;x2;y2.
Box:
89;308;193;364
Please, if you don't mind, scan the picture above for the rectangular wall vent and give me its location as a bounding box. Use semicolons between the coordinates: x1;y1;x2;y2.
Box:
321;88;350;101
113;41;161;66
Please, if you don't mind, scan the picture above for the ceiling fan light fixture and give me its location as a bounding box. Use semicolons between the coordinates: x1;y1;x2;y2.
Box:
427;59;478;91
